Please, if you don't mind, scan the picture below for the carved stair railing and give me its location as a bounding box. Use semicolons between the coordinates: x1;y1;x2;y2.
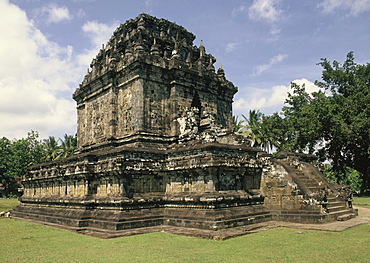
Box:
271;159;313;199
300;161;338;195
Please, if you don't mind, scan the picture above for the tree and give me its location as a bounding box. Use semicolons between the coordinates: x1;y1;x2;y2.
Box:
314;52;370;194
0;137;13;196
42;136;61;162
0;131;44;197
232;116;245;134
0;131;77;196
260;112;290;152
280;83;327;153
323;164;362;192
268;52;369;194
59;134;77;158
235;110;277;152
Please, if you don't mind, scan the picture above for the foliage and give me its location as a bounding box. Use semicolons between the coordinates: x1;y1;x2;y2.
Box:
250;52;370;194
323;164;362;192
232;115;245;134
42;136;61;162
0;132;76;197
0;137;12;192
42;134;77;162
59;134;77;159
234;112;288;153
233;110;277;152
279;83;328;153
0;131;44;197
314;52;370;194
242;110;265;147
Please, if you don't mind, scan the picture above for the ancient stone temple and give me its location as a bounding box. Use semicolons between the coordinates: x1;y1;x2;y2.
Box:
12;14;357;239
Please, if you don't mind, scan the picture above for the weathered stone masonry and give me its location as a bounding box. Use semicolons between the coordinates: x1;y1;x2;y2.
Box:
12;14;357;239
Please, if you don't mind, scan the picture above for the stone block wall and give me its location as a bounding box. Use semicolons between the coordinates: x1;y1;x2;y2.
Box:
260;158;301;210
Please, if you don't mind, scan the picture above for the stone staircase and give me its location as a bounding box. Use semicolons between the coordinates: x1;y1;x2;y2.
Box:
274;155;357;223
326;197;356;221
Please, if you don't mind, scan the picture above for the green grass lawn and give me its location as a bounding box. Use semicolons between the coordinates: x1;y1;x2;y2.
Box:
0;198;19;212
353;196;370;206
1;198;370;262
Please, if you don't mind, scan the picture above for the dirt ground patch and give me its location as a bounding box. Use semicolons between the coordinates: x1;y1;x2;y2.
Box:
355;205;370;217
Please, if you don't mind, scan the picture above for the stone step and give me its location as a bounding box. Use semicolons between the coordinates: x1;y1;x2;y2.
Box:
295;174;314;179
165;212;272;230
297;179;319;185
294;172;322;183
337;213;356;221
296;178;319;184
327;201;346;207
327;209;354;217
272;212;330;224
305;184;320;189
295;174;313;178
279;210;321;215
295;175;311;180
327;205;347;213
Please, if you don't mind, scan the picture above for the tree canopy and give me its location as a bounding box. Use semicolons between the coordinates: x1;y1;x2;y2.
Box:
0;132;76;197
313;52;370;193
235;52;369;193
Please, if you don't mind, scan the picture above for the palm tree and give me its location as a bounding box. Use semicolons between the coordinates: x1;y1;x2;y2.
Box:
42;136;61;162
242;110;276;152
233;115;253;142
232;116;244;134
242;110;263;146
59;134;77;158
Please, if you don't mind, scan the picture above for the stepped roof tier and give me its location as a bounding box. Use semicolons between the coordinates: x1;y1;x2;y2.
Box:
73;14;238;153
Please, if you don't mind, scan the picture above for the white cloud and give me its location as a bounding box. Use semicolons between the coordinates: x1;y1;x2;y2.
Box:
234;79;323;115
145;0;158;8
232;0;282;36
225;42;240;52
34;3;72;24
232;3;248;15
269;25;281;35
248;0;282;23
253;53;288;75
81;21;118;48
0;0;122;139
78;20;119;67
0;0;80;139
77;9;86;18
319;0;370;16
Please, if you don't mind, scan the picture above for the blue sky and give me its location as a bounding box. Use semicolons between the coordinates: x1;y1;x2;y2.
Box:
1;0;370;139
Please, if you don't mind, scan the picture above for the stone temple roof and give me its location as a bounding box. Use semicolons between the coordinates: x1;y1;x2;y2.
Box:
74;13;234;100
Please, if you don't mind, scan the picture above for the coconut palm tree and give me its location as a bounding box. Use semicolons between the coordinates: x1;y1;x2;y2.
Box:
241;110;276;152
232;116;244;134
42;136;61;162
59;134;77;158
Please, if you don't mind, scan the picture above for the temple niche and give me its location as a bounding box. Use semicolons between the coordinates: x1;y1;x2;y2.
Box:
12;14;356;239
